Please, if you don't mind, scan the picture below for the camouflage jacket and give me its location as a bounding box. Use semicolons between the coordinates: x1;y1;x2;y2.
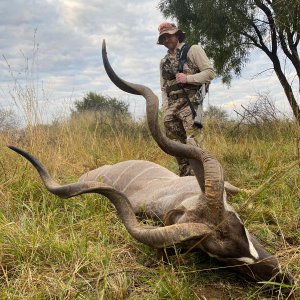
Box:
160;42;215;108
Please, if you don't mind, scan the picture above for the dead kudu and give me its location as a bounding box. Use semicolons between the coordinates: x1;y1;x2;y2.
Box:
9;40;293;286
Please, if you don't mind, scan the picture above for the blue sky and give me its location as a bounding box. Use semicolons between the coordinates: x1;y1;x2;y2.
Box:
0;0;297;124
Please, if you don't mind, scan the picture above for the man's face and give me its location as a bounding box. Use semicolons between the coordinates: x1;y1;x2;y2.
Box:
161;33;179;51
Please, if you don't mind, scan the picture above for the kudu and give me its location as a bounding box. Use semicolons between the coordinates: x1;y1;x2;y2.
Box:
9;40;293;285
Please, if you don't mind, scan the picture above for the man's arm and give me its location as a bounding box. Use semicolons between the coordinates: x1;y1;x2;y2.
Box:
175;45;215;85
186;45;215;85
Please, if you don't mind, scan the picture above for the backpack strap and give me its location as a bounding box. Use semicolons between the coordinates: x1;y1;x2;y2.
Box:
178;44;191;73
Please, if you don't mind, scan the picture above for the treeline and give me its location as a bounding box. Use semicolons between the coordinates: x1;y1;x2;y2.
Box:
0;91;296;143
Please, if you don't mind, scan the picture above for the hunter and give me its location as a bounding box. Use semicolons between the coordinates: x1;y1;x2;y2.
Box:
158;22;215;176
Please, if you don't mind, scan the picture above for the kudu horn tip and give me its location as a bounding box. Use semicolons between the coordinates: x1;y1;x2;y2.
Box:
102;39;106;51
8;145;21;153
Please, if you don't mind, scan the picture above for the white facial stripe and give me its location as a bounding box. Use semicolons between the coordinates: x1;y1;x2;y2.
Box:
206;252;255;264
235;257;255;264
245;229;259;259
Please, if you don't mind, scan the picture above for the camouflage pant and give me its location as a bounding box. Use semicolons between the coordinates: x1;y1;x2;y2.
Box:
163;92;203;177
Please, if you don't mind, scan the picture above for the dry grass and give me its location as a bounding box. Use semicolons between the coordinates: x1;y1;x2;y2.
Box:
0;111;299;299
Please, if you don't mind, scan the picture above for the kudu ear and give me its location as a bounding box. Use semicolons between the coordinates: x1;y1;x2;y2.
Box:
164;209;186;225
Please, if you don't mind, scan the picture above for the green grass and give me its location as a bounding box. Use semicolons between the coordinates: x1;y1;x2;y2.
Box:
0;116;299;299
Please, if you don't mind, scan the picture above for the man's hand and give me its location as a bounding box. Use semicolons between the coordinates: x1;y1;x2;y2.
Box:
176;73;187;84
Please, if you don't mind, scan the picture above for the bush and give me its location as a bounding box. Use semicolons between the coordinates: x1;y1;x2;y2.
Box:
73;92;130;118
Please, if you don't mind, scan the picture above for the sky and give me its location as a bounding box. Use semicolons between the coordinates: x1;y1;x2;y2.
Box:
0;0;298;124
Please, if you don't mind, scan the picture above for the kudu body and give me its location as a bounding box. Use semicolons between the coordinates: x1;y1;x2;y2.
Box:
79;159;240;223
9;40;293;284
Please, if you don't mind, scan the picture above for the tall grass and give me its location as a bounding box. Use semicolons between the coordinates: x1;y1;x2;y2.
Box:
0;112;299;299
0;55;299;299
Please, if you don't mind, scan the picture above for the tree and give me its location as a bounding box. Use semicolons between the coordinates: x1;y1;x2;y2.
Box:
74;92;130;116
159;0;300;124
204;105;229;122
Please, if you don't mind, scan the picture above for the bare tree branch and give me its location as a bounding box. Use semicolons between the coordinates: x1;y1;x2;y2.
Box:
250;68;274;79
254;0;277;54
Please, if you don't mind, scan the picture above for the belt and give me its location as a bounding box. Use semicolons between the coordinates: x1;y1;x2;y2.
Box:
166;83;200;95
168;90;196;100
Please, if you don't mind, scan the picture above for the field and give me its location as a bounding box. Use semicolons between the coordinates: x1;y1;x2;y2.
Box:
0;113;299;299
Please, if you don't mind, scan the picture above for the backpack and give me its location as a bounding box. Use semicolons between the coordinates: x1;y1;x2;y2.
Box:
178;44;191;73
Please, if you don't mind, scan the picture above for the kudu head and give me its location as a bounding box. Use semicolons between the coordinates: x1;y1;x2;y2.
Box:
8;40;293;285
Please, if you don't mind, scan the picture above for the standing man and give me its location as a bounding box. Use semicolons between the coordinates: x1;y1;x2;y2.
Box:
158;22;215;176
